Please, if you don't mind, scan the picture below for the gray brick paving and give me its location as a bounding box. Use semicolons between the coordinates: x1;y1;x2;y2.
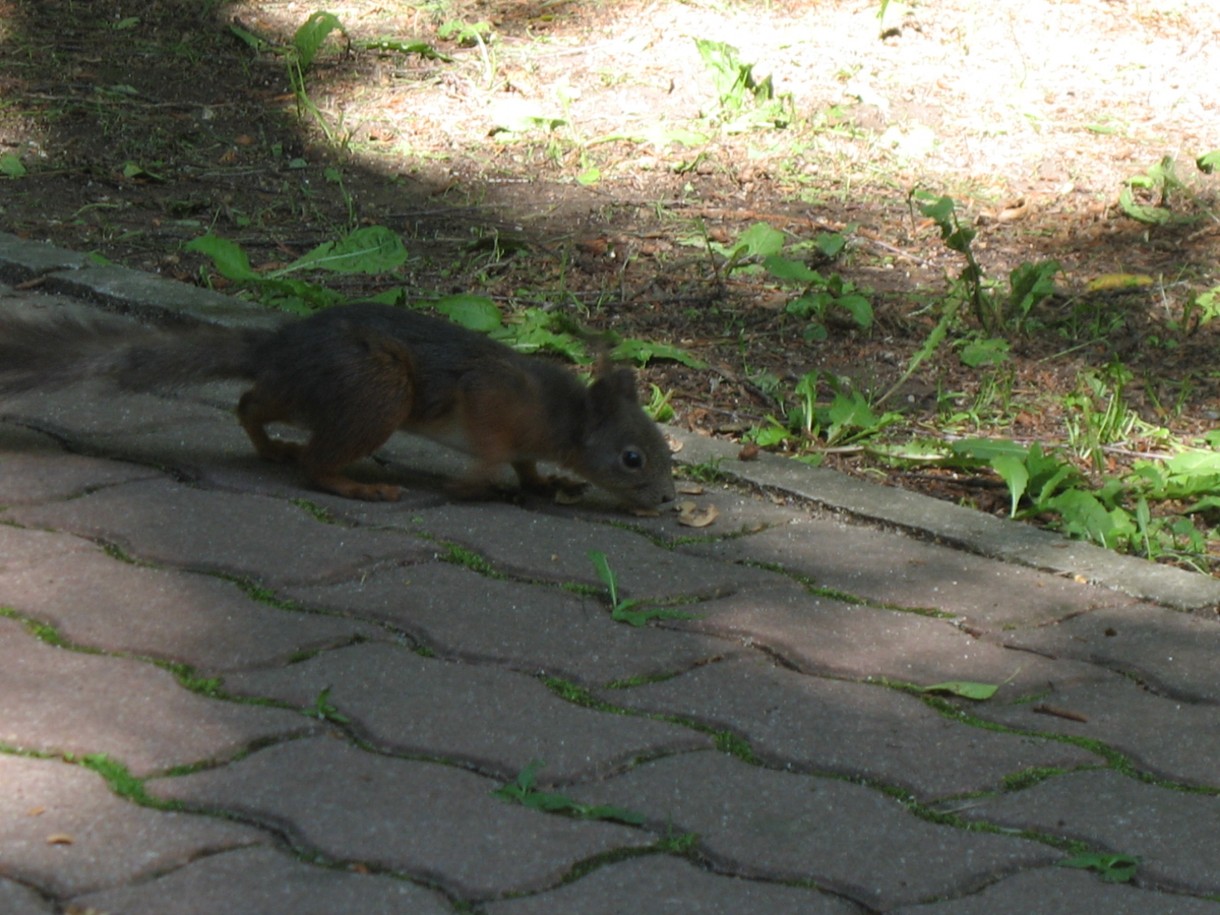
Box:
0;878;53;915
0;422;162;502
483;855;859;914
405;500;784;599
567;751;1056;910
223;641;712;779
0;617;312;775
597;655;1100;799
2;256;1219;912
963;770;1220;896
977;677;1220;787
6;477;433;586
0;755;260;897
0;548;375;671
285;560;740;684
71;845;454;915
148;737;653;899
890;867;1220;915
683;514;1135;626
1000;601;1220;701
669;584;1108;693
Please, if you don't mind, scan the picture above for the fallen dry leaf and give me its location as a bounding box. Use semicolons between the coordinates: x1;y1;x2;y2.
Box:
676;482;705;495
46;833;75;845
677;501;719;528
738;443;760;461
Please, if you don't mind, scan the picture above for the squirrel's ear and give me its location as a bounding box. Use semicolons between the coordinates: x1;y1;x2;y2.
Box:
589;365;639;410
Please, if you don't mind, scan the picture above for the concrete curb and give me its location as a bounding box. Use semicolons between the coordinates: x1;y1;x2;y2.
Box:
3;230;1217;612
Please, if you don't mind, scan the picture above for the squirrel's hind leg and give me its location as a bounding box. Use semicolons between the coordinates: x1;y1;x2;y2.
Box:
237;389;304;464
237;386;403;502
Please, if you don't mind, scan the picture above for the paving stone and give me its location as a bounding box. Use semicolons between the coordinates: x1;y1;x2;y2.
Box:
225;642;711;780
2;386;227;438
286;560;740;685
0;617;312;775
407;501;783;600
0;547;375;672
0;525;96;569
0;755;261;897
890;866;1220;915
568;752;1055;910
0;878;53;915
976;677;1220;788
682;516;1132;627
599;656;1101;800
1000;602;1220;702
7;478;432;586
483;854;856;915
70;845;454;915
0;423;161;503
671;585;1106;694
966;770;1220;896
148;736;652;899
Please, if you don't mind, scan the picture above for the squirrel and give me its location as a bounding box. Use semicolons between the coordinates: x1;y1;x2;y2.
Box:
0;302;676;508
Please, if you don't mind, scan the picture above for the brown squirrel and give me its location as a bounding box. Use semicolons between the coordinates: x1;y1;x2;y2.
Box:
0;302;676;508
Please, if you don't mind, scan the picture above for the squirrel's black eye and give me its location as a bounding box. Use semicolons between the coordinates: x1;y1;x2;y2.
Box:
621;449;644;470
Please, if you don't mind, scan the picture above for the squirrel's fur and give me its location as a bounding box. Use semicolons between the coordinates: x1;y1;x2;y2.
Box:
0;303;676;507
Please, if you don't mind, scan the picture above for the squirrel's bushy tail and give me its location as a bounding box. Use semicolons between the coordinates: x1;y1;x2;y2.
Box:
0;313;273;395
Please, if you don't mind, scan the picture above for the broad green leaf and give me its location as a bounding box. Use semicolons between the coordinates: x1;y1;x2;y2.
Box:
916;681;999;701
277;226;407;276
837;293;874;329
1185;495;1220;516
494;309;586;361
1164;450;1220;476
914;191;955;226
814;232;847;258
185;234;260;282
764;255;822;284
1049;490;1134;548
433;294;501;333
1196;150;1220;174
294;11;345;70
990;454;1029;517
785;290;831;319
612;338;705;369
0;153;27;178
733;222;786;259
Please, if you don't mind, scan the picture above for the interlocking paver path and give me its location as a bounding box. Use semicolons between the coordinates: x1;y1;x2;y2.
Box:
2;234;1219;913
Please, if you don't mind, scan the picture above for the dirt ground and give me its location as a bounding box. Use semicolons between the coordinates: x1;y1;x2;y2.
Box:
1;0;1218;553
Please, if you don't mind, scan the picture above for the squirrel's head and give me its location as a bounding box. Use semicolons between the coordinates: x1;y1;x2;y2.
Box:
578;365;676;509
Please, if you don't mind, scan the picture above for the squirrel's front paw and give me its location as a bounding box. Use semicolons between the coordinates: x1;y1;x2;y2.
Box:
526;474;588;500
